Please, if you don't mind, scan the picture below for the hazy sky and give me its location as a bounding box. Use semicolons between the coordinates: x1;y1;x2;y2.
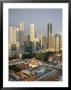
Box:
9;9;62;37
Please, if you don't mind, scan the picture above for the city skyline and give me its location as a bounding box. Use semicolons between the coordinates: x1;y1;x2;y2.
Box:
8;9;62;82
9;9;62;37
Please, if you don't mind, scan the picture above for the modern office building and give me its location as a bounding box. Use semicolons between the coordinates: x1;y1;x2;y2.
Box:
40;33;47;50
17;21;24;55
16;28;19;42
47;23;52;49
47;23;55;51
8;27;17;57
30;24;35;42
16;42;20;55
48;34;55;51
18;21;24;44
19;21;24;31
8;27;17;44
34;38;40;52
24;41;33;54
55;34;61;52
30;24;36;53
48;23;52;37
24;35;30;41
8;21;24;57
42;36;48;50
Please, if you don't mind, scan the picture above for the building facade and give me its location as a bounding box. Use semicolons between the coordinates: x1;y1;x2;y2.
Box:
47;23;52;49
17;21;24;55
18;21;24;44
55;34;61;52
40;33;47;50
30;24;35;42
8;27;17;57
47;23;55;51
9;27;17;44
30;24;36;53
8;21;24;57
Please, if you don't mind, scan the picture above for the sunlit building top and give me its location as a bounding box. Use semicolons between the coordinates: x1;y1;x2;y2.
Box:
19;21;24;31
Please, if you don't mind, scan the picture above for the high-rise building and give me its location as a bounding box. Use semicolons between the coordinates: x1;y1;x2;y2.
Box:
55;34;61;52
16;28;19;42
42;36;48;50
48;34;55;51
48;23;52;37
47;23;52;49
8;27;17;44
19;21;24;31
18;21;24;44
30;24;35;42
24;35;30;41
47;23;55;51
40;33;47;50
16;21;24;55
8;27;18;57
8;21;24;57
24;41;33;54
34;38;40;52
30;24;36;53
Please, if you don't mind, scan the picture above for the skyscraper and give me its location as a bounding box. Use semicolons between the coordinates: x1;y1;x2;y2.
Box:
55;34;61;52
47;23;53;50
24;35;30;41
42;36;48;50
9;27;17;44
40;33;47;50
48;34;55;51
30;24;35;42
18;21;24;44
19;21;24;31
48;23;52;37
18;21;24;55
30;24;36;53
8;27;17;57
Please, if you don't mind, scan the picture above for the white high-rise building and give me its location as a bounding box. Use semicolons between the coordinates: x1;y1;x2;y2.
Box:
8;27;17;44
30;24;36;53
19;21;24;31
8;27;18;57
30;24;35;42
